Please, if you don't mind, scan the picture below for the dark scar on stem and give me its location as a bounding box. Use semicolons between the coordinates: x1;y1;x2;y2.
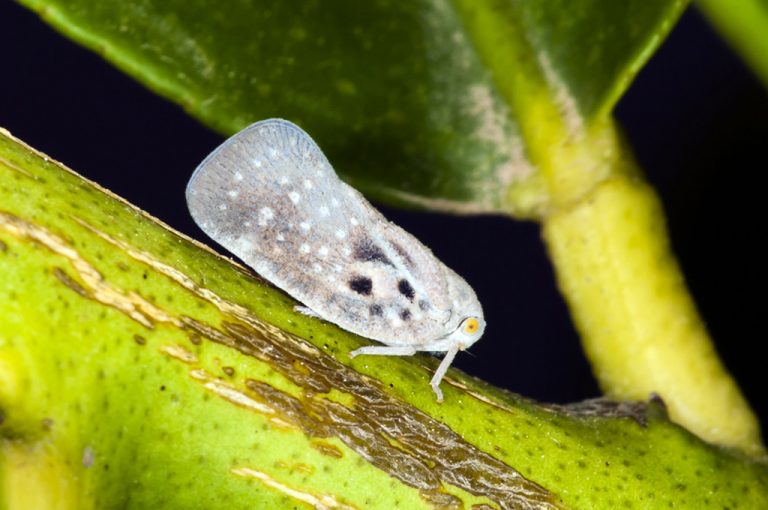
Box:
349;276;373;296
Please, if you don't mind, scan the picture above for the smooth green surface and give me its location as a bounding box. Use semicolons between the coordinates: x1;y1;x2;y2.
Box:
543;0;688;117
17;0;686;215
698;0;768;89
3;126;768;509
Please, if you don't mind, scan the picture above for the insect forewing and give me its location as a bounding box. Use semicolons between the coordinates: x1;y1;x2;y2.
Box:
186;119;452;345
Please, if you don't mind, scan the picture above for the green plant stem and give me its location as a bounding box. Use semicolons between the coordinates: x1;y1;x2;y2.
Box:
541;166;764;456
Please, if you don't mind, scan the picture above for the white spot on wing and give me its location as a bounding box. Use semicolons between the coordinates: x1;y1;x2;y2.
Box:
228;190;238;198
289;192;301;204
235;237;253;252
234;171;244;181
350;217;359;226
319;206;329;216
304;179;313;190
300;222;311;232
300;244;310;254
258;207;274;226
318;246;328;257
219;204;227;211
335;230;346;239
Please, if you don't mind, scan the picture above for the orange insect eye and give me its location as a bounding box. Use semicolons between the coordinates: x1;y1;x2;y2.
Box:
463;317;479;335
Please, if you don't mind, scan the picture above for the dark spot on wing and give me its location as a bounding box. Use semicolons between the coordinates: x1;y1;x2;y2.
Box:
354;238;393;266
349;276;373;296
389;241;413;266
398;279;415;301
418;299;430;311
400;309;412;321
369;304;383;317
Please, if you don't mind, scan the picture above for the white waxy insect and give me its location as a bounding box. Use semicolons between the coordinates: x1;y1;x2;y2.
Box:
186;119;485;401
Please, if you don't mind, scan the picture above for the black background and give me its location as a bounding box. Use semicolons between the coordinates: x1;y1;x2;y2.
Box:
1;2;765;432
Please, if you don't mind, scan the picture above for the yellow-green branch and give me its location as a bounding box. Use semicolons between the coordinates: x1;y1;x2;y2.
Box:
542;170;763;455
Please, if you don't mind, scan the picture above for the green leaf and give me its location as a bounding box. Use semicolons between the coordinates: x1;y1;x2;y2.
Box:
697;0;768;89
3;126;768;510
16;0;685;215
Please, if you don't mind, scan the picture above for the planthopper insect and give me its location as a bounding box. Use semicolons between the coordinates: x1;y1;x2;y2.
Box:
186;119;485;401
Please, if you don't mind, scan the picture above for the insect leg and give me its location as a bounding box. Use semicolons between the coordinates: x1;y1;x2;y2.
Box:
294;305;323;319
429;344;460;403
349;345;417;358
